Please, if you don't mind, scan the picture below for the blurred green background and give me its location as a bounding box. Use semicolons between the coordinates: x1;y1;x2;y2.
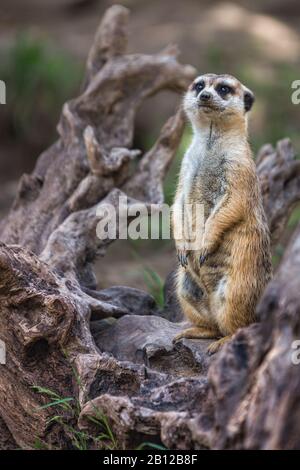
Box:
0;0;299;300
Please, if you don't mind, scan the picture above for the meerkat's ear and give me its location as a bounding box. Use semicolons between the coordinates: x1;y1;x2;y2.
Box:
244;90;255;112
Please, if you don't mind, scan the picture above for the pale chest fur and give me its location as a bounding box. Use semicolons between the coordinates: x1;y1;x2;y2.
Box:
179;135;228;218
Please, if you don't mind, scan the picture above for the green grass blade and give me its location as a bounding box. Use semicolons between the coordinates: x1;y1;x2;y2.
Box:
38;397;74;410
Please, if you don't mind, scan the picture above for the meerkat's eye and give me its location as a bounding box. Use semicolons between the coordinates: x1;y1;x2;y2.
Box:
192;81;205;94
216;84;233;97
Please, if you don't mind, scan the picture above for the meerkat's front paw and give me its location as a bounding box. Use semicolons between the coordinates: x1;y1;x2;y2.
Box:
173;331;186;343
173;327;219;343
207;336;230;355
177;249;189;268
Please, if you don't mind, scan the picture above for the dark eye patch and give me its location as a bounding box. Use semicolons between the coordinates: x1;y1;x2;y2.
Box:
216;83;233;97
192;80;205;94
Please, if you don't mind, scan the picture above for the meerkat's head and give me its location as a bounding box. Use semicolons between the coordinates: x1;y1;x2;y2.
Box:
184;73;255;129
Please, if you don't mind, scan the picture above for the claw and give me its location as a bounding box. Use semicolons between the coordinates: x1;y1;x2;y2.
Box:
199;253;207;266
177;250;189;268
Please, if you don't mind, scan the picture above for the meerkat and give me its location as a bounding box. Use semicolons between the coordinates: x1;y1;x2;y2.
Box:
172;73;272;354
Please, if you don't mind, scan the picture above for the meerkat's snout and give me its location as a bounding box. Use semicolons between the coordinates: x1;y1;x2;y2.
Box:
199;91;212;103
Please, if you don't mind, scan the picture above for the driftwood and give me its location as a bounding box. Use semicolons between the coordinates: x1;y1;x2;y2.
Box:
1;5;300;450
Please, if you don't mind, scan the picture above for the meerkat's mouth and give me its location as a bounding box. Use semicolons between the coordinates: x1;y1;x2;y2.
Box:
198;104;225;112
198;104;217;110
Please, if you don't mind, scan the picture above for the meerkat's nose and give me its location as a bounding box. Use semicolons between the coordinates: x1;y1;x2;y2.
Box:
200;91;212;102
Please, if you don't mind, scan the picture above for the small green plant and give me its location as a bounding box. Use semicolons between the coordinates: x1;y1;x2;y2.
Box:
136;442;167;450
0;32;82;139
32;385;74;411
84;408;119;450
33;437;49;450
130;246;165;307
32;384;118;450
142;265;165;308
32;383;164;450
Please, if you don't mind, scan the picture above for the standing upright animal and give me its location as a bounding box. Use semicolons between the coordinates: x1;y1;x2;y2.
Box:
172;73;272;354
